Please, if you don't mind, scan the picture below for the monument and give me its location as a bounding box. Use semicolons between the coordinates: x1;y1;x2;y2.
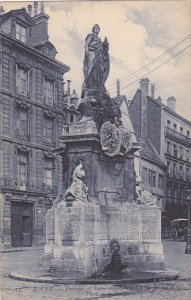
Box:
43;25;165;279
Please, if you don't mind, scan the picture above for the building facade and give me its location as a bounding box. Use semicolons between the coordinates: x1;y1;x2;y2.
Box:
0;3;70;247
114;91;166;208
161;99;191;221
128;78;191;225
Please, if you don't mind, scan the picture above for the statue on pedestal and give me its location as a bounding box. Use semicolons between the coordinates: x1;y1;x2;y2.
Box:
135;176;157;206
81;24;110;98
53;163;89;207
64;162;89;203
78;24;121;127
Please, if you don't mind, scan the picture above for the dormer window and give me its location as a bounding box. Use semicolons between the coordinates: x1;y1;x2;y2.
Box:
16;23;27;43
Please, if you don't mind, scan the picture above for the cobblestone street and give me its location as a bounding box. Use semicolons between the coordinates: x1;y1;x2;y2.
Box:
0;240;191;300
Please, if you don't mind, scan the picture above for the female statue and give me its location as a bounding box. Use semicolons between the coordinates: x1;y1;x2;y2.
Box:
82;24;110;97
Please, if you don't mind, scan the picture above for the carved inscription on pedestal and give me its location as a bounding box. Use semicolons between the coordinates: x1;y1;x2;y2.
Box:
142;210;160;241
60;213;80;241
85;213;94;241
109;210;140;241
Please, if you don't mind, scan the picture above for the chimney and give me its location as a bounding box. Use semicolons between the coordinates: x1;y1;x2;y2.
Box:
167;96;176;112
27;4;32;17
0;6;5;15
63;81;66;94
139;78;150;138
70;90;78;108
151;83;155;98
67;80;71;96
34;1;38;16
117;79;120;97
41;2;45;13
31;2;49;45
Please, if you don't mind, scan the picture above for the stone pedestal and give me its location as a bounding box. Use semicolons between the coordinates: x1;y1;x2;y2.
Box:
44;200;164;278
44;201;99;278
43;120;165;278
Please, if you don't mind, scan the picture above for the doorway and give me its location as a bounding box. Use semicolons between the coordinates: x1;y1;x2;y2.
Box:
11;202;33;247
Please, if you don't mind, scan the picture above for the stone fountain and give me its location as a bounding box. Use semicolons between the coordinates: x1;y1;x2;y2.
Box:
43;24;165;279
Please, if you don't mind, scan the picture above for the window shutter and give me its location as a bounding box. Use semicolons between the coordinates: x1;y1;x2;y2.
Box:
27;69;30;96
15;64;18;91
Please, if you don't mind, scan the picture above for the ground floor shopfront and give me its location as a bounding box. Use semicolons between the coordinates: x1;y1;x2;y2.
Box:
0;191;53;248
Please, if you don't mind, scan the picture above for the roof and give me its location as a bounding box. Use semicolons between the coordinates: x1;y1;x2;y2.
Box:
161;103;191;126
1;32;70;73
130;89;191;126
138;136;166;168
0;8;35;26
147;95;191;126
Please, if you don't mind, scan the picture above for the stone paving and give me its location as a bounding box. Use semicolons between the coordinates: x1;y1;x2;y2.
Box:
0;240;191;300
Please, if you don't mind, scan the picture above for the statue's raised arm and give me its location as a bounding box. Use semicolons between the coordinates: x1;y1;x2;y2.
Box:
82;24;110;98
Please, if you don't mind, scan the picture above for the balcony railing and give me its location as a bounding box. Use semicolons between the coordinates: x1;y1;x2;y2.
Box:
165;127;191;146
0;177;57;194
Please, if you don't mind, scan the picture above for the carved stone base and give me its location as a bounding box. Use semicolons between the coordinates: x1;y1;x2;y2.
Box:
43;201;165;278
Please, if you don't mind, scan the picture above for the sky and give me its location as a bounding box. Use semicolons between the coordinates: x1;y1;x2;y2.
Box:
2;0;191;120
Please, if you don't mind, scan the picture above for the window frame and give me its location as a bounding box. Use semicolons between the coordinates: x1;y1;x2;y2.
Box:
16;22;27;43
43;116;54;144
15;64;30;97
16;151;30;190
148;170;156;187
43;158;55;191
43;76;56;106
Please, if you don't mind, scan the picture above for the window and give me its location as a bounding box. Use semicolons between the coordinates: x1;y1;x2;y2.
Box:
16;108;28;140
174;124;177;130
44;77;55;105
16;152;29;190
16;65;29;96
43;158;54;191
16;23;27;43
167;120;171;126
186;150;190;162
44;117;53;144
148;170;156;187
179;165;183;179
173;144;177;157
70;114;74;124
187;131;190;137
173;163;177;178
186;167;190;181
142;167;147;184
167;161;170;176
158;174;164;189
180;127;183;134
167;141;170;154
179;146;183;160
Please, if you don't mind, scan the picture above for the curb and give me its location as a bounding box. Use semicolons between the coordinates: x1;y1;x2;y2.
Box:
8;269;179;285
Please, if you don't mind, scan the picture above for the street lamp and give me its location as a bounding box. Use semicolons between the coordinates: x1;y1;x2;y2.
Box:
185;189;191;254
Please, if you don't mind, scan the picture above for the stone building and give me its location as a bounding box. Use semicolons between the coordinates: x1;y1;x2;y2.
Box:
0;3;70;247
113;87;166;210
128;78;191;223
